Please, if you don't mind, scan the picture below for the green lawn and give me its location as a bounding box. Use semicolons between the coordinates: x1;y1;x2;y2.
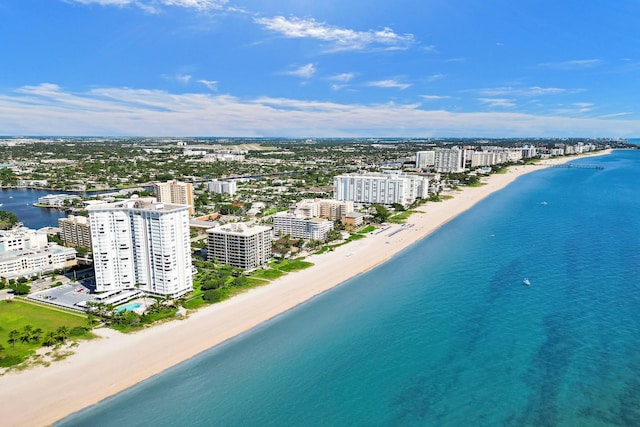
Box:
389;210;415;223
359;225;376;234
0;300;93;368
251;269;285;280
271;258;314;272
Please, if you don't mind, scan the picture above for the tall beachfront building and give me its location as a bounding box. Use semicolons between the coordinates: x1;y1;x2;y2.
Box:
415;147;466;173
433;147;466;173
207;223;272;270
416;150;436;169
88;197;193;298
154;180;195;216
333;172;429;207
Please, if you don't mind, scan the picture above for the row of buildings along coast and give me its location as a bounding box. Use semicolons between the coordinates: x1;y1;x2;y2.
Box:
2;140;605;301
1;163;460;297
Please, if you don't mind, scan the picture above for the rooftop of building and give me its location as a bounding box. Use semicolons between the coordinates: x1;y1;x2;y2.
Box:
207;222;272;236
86;196;189;213
344;212;364;218
0;243;76;261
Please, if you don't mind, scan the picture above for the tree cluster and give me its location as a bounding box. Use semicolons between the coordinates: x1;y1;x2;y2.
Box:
6;325;72;348
0;210;18;230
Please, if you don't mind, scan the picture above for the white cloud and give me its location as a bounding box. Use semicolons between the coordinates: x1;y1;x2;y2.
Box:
426;73;445;82
328;73;355;91
66;0;133;5
161;73;192;84
176;74;192;84
537;59;602;69
478;98;516;108
552;102;595;115
421;95;450;100
2;83;639;137
476;86;566;97
329;73;355;82
161;0;226;10
65;0;227;12
598;112;631;119
366;80;411;90
255;16;415;52
284;64;316;79
198;79;218;91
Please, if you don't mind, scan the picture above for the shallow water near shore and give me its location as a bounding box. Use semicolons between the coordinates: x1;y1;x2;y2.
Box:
59;150;640;426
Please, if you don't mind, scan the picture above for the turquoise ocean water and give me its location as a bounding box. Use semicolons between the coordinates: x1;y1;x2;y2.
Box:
59;150;640;426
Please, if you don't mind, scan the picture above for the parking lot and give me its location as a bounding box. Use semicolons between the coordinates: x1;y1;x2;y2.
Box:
28;282;98;312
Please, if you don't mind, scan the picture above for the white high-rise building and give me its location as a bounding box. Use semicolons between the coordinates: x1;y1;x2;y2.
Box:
333;172;429;207
433;147;466;173
154;180;195;216
88;197;193;298
470;151;497;168
273;212;334;240
207;179;237;196
207;223;272;270
521;145;537;158
416;151;436;169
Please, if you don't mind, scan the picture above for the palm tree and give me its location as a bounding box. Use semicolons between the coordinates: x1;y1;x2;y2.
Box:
43;331;57;347
134;283;149;313
20;330;32;344
19;325;34;344
56;326;69;343
105;303;115;317
8;329;20;347
87;312;95;327
148;299;162;314
31;328;43;343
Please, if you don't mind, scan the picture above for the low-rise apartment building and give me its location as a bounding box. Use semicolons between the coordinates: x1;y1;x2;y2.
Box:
0;227;77;280
273;212;334;240
58;215;92;248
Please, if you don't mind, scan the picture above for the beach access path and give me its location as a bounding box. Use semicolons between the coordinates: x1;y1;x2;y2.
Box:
0;150;612;427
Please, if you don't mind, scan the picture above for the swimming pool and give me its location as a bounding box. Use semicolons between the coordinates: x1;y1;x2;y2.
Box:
116;302;142;313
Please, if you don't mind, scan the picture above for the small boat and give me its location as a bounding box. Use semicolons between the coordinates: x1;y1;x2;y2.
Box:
541;201;548;205
523;278;531;286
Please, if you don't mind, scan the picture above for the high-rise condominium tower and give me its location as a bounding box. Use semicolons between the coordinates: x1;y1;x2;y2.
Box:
88;197;193;298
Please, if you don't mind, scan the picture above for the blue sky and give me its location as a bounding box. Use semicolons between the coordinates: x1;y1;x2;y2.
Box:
1;0;639;137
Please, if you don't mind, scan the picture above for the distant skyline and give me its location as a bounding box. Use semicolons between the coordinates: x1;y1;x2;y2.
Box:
1;0;639;138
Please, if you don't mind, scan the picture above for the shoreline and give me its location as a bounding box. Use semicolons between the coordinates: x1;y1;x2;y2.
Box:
0;150;613;427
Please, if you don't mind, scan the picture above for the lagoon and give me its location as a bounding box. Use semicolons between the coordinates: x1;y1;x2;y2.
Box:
0;188;69;229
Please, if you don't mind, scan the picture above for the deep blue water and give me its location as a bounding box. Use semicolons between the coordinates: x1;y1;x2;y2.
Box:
0;188;68;229
627;138;640;146
60;150;640;426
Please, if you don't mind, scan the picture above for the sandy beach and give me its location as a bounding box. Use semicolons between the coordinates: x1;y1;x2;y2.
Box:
0;150;612;427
